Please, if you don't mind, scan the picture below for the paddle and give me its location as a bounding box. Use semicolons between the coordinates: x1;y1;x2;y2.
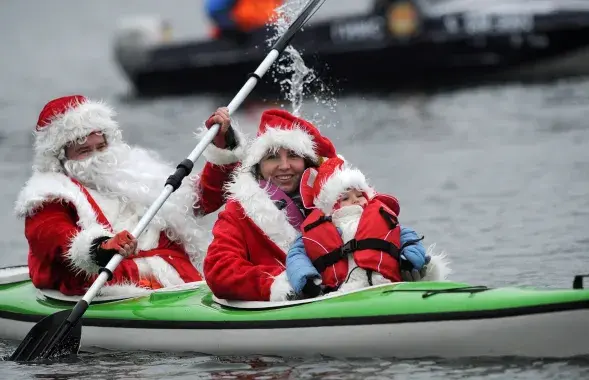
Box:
9;0;326;362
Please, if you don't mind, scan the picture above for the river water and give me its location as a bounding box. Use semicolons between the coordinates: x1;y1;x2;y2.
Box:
1;0;588;378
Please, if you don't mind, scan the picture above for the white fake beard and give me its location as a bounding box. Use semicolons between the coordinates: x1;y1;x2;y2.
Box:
63;142;207;263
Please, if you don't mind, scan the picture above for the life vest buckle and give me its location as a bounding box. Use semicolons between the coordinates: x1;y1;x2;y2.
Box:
340;239;358;256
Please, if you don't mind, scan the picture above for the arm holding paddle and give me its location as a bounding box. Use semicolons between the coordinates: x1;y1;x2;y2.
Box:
24;203;139;296
194;107;246;215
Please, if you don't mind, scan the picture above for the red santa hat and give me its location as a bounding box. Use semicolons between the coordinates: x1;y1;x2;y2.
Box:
32;95;122;172
241;109;337;169
300;156;379;216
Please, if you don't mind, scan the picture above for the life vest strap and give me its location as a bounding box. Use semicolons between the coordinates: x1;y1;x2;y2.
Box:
312;238;400;273
303;215;332;232
366;270;374;286
379;207;398;230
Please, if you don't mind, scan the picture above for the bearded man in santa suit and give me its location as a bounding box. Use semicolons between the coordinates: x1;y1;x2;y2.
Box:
15;95;244;296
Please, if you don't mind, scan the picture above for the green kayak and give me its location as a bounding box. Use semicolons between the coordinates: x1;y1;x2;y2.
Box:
1;265;588;358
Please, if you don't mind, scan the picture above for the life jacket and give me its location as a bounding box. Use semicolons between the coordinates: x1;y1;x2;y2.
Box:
301;195;403;290
231;0;282;32
208;0;282;38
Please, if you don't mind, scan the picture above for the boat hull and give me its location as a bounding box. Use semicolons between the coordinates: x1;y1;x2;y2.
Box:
2;306;588;358
1;266;588;358
112;2;589;97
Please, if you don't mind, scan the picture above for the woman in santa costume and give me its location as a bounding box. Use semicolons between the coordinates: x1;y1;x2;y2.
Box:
203;109;434;301
15;95;244;296
285;156;452;298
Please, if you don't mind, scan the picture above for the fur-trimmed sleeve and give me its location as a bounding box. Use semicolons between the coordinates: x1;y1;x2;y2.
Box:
24;202;112;285
194;162;238;216
197;125;247;166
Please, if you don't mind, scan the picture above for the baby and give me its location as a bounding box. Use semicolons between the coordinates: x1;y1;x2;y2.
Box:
286;156;449;298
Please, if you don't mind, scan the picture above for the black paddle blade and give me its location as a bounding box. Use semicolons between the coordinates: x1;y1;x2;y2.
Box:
9;309;82;362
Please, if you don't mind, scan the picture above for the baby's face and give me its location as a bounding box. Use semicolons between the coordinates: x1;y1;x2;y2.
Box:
337;189;368;208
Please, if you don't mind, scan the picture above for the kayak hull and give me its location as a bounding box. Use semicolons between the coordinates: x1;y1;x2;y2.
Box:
1;266;588;358
2;307;587;358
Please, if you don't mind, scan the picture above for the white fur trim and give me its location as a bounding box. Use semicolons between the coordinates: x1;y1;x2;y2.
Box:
421;245;452;281
225;169;299;253
134;256;184;287
33;99;123;173
195;125;247;166
15;172;103;225
315;167;376;216
241;127;318;169
269;271;294;301
66;224;114;275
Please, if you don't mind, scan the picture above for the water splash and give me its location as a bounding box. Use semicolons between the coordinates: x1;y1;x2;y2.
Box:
266;0;338;126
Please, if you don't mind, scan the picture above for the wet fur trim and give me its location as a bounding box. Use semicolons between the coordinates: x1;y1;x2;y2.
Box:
33;99;122;173
269;271;294;301
421;245;452;281
315;167;375;216
225;169;299;253
195;124;247;166
241;127;318;169
66;224;113;275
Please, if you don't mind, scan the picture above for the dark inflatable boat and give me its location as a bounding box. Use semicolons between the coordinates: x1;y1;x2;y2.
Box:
112;0;589;97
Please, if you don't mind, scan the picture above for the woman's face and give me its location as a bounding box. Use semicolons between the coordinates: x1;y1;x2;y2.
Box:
259;148;306;193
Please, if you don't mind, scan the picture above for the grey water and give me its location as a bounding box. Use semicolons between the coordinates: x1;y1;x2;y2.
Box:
1;0;588;378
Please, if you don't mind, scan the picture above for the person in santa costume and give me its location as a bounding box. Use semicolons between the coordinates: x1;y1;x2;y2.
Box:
203;109;435;302
285;156;452;299
15;95;245;296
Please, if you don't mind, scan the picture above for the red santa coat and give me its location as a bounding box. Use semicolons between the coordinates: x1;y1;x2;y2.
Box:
16;161;234;296
204;169;301;301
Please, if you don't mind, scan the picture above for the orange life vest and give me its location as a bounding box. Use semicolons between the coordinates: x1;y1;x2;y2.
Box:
301;195;403;290
232;0;282;32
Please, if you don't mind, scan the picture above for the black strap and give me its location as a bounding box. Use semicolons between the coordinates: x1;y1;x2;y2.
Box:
366;270;374;286
400;236;425;251
312;238;400;273
379;207;398;230
304;215;332;232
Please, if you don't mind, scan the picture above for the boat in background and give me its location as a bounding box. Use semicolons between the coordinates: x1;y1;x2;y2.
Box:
1;265;589;358
111;0;589;98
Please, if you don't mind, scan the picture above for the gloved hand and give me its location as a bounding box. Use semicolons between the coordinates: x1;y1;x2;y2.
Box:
286;234;321;295
401;255;430;282
205;107;234;149
100;230;137;258
400;225;427;270
91;230;137;268
301;277;323;298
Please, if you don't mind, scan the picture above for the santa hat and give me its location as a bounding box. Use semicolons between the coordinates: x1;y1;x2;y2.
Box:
241;109;337;169
32;95;122;172
300;156;378;216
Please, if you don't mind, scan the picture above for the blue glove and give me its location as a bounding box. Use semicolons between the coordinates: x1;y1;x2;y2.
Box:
399;225;428;270
286;234;321;294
